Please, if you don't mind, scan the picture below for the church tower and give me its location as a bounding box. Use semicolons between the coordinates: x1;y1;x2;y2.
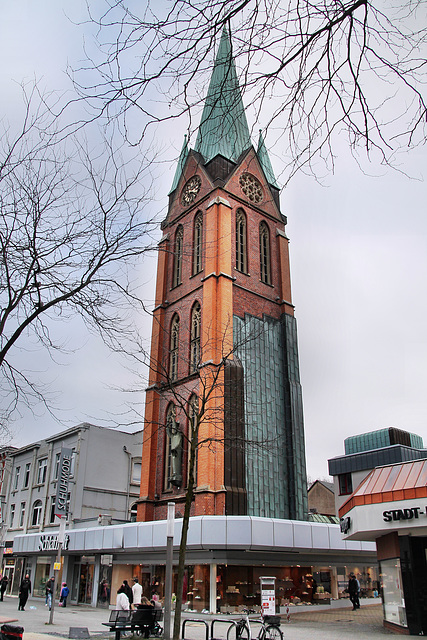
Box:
138;28;308;523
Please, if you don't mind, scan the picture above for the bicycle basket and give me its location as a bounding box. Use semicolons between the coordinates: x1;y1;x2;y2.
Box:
264;615;281;626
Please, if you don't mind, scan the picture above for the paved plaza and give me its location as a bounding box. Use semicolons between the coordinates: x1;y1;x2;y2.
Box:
0;597;393;640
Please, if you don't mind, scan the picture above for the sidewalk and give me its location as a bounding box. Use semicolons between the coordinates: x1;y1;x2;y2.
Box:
0;596;391;640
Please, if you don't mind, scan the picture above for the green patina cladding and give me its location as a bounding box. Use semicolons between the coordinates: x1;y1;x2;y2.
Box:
194;27;251;164
233;313;308;520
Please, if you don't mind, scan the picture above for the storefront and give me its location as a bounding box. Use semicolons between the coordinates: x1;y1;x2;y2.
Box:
339;458;427;635
12;515;377;611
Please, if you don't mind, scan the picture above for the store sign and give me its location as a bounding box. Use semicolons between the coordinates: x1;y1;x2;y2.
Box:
383;506;427;522
39;533;70;552
54;448;72;518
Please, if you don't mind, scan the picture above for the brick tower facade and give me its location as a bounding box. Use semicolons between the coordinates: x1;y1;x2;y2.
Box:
138;28;308;523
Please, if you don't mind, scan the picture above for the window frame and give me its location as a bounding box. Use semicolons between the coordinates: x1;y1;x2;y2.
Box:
37;458;48;485
259;220;271;284
192;212;203;275
172;225;184;287
338;473;353;496
23;463;31;488
164;405;176;491
19;502;26;528
190;302;201;373
13;466;20;491
235;209;248;273
10;504;15;527
31;499;43;527
169;314;180;381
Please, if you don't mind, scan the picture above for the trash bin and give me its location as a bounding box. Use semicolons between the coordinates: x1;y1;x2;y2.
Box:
1;624;24;640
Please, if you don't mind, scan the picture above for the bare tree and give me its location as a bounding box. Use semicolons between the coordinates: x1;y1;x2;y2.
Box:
76;0;426;180
0;86;158;424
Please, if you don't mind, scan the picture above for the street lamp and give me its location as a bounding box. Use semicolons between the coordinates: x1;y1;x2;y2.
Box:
164;502;175;640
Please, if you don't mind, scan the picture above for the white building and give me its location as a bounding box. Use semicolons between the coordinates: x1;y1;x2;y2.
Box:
2;423;142;599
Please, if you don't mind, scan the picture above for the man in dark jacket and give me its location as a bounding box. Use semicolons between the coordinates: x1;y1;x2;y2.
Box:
348;573;360;610
18;574;31;611
0;575;8;601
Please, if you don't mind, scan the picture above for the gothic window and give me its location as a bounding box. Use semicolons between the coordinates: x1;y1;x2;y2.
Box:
164;404;176;491
173;225;184;287
259;221;271;284
169;314;180;381
192;212;203;275
190;302;201;373
236;209;247;273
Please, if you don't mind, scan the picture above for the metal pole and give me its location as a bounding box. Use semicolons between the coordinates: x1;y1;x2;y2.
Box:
164;502;175;640
48;516;66;625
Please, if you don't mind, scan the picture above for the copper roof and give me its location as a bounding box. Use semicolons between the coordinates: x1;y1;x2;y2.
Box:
339;458;427;518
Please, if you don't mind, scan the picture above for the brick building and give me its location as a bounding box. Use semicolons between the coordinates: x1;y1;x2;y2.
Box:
138;26;308;524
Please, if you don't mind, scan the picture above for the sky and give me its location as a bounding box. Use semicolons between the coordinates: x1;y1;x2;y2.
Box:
1;0;427;481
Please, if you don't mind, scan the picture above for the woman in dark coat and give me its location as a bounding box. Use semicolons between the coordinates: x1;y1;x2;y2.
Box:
122;580;133;607
0;575;8;601
18;574;31;611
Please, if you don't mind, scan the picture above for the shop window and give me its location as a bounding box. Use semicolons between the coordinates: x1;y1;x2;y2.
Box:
338;473;353;495
236;209;247;273
259;221;271;284
192;212;203;275
23;463;31;488
173;225;184;287
31;500;43;526
19;502;26;528
190;303;201;373
13;466;20;491
37;459;47;485
380;558;407;628
169;315;180;381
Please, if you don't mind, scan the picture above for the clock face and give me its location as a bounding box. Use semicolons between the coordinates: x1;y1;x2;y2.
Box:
239;173;264;204
181;175;202;206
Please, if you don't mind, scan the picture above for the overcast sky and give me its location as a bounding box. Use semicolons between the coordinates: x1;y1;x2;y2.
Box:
1;1;427;482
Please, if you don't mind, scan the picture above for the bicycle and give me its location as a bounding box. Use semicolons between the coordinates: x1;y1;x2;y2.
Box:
226;608;284;640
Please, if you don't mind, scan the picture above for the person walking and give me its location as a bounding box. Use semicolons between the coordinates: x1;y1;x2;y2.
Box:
132;578;143;607
348;573;360;610
0;575;8;601
60;582;69;607
18;574;31;611
45;576;54;610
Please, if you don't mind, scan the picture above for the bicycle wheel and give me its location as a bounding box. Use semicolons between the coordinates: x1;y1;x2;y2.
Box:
227;622;250;640
264;625;283;640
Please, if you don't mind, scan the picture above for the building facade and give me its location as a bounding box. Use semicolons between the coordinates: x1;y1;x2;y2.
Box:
2;423;142;602
339;458;427;635
328;427;426;514
139;26;307;525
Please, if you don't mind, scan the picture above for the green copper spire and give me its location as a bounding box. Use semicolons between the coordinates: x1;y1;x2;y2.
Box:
257;130;279;188
194;27;251;164
170;135;189;193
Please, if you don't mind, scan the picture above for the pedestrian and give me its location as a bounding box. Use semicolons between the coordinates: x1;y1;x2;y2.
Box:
45;576;54;610
0;575;8;601
122;580;133;607
60;582;69;608
18;574;31;611
348;573;360;610
116;587;130;637
132;578;143;607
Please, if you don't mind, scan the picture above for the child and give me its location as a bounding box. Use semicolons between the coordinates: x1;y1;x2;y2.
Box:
60;582;70;608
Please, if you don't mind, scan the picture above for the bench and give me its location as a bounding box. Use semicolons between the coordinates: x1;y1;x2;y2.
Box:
103;608;163;640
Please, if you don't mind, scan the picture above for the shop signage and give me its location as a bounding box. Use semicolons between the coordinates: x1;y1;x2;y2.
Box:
383;506;427;522
54;447;72;518
39;533;70;552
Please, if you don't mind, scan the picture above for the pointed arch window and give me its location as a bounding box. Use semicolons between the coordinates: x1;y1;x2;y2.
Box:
187;395;198;487
190;302;201;373
164;404;176;490
192;212;203;275
236;209;247;273
259;221;271;284
169;314;180;381
173;225;184;287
